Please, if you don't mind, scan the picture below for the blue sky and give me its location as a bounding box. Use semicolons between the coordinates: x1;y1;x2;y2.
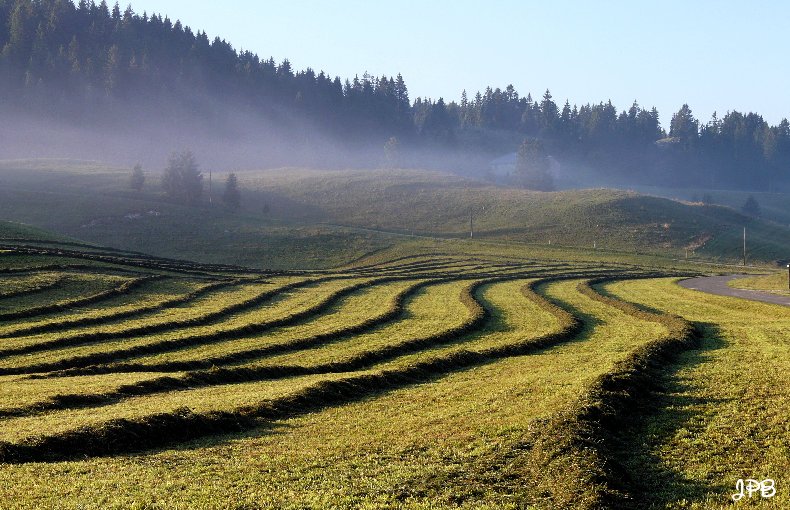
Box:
128;1;789;126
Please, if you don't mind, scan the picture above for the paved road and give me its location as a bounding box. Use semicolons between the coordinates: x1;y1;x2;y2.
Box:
679;275;790;307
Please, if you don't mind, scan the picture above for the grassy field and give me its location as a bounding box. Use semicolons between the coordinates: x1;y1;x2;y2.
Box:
238;167;790;263
2;160;790;268
605;278;790;509
729;272;790;295
627;184;790;226
0;160;398;269
0;223;783;509
0;165;787;508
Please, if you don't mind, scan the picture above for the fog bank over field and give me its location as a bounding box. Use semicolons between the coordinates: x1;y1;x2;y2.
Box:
3;0;790;192
0;103;495;178
1;103;361;171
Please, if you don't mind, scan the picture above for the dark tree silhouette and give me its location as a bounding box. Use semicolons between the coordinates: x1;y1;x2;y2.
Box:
162;151;202;205
129;163;144;191
383;136;400;169
741;195;761;217
1;0;790;191
516;138;554;191
670;104;699;142
222;173;241;209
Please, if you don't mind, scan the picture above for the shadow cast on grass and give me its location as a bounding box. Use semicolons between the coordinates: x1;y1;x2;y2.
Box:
615;322;730;508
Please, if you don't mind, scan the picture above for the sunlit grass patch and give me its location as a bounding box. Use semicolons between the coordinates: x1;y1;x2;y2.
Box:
729;272;790;295
605;278;790;508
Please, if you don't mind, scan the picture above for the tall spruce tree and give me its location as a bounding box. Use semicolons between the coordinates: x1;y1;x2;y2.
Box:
383;136;400;169
222;173;241;209
515;138;554;191
670;104;699;142
741;195;761;217
129;163;144;191
1;0;789;190
162;150;202;205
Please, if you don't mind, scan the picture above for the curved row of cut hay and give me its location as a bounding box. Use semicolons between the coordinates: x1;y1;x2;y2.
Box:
364;263;485;278
0;262;154;276
43;277;439;377
518;277;701;510
0;278;482;418
343;253;459;272
0;271;632;464
349;258;543;277
20;266;599;376
0;277;405;375
345;252;558;273
0;274;66;301
23;267;600;380
0;244;270;277
348;265;529;282
0;275;163;321
351;257;460;273
0;278;237;339
0;277;328;358
349;256;572;278
388;262;540;278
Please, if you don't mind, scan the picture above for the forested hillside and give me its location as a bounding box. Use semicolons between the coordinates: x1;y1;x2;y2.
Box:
2;0;789;190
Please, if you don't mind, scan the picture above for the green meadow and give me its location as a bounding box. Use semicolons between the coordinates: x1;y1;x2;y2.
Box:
0;160;786;508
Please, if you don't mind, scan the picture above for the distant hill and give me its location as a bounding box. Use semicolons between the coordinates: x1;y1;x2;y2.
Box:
0;159;400;269
618;184;790;226
1;159;788;266
242;168;790;263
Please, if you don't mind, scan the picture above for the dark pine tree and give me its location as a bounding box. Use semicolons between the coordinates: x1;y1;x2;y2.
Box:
670;104;699;142
222;172;241;209
162;150;203;205
129;163;144;191
383;136;400;169
515;138;554;191
741;195;761;217
1;0;789;189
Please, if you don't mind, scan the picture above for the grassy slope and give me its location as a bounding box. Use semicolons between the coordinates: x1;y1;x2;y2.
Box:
0;276;670;508
0;160;397;270
607;278;790;509
729;272;790;295
0;219;74;243
627;184;790;226
241;168;790;263
2;160;790;268
0;228;784;507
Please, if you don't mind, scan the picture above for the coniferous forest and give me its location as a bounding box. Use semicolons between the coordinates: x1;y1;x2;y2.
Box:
2;0;790;191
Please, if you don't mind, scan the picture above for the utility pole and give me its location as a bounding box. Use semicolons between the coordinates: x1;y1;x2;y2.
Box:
209;170;213;204
787;264;790;291
469;209;474;238
743;226;746;266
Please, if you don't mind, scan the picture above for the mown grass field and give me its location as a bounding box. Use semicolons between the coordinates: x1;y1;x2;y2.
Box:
729;272;790;295
0;228;785;509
